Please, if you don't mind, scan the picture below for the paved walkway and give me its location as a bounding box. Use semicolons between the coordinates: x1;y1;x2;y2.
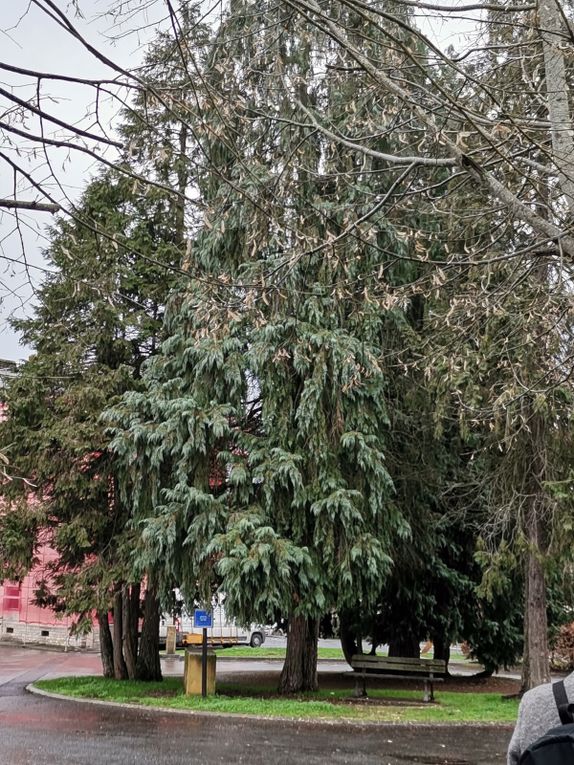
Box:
0;645;513;764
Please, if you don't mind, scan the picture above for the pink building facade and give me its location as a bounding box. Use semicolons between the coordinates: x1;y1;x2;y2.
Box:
0;539;99;650
0;396;99;649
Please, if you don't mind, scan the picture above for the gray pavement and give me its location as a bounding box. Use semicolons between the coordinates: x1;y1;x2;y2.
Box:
0;644;514;764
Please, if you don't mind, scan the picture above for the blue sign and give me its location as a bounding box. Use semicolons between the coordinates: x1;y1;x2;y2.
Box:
194;609;212;628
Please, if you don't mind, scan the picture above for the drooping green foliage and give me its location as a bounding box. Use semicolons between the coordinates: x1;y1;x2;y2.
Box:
106;0;454;694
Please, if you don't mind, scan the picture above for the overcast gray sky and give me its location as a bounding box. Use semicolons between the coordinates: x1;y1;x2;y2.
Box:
0;0;166;361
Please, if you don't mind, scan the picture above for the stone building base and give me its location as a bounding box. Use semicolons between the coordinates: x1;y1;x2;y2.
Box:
0;616;99;650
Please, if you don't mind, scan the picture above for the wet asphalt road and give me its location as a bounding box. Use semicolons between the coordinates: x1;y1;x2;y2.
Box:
0;645;513;764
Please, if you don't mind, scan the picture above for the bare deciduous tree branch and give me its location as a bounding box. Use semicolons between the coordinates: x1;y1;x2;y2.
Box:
0;199;59;213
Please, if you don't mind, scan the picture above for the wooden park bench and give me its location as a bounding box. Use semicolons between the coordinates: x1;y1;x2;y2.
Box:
350;654;446;702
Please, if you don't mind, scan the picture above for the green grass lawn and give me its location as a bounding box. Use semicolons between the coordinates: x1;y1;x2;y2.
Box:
163;646;475;663
210;646;347;660
34;676;518;724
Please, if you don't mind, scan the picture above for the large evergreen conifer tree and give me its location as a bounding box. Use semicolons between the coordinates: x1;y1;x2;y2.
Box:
108;0;439;692
0;11;203;676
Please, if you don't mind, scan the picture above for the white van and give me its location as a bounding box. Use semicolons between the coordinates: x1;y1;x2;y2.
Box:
180;603;265;648
160;602;265;648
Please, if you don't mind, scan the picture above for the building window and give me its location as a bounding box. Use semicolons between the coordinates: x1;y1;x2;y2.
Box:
2;583;21;612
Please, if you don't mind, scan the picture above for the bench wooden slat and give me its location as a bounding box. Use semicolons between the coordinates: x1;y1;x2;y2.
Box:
352;664;443;675
353;655;439;664
351;656;445;671
351;672;445;683
350;655;446;674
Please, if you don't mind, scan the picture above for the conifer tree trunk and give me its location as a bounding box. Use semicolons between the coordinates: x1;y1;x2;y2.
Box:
136;578;162;681
431;633;451;670
339;614;363;665
113;589;128;680
521;509;550;692
97;611;114;679
388;634;420;659
518;403;551;692
279;614;319;694
122;583;140;680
